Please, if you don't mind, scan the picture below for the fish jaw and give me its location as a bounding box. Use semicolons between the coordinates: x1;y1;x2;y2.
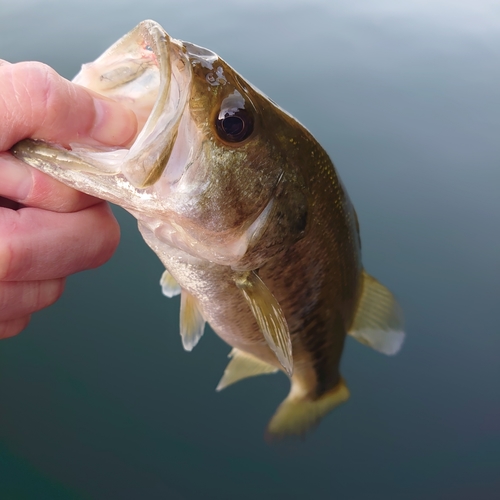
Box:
12;20;194;216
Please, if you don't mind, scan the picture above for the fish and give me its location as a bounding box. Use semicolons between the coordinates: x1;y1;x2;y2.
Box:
12;20;405;437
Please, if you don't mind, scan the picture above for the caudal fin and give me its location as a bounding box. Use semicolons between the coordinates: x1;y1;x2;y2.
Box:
267;379;349;438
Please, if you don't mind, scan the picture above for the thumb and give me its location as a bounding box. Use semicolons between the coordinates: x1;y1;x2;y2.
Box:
0;61;137;150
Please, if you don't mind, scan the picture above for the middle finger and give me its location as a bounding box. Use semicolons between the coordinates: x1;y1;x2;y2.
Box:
0;202;120;281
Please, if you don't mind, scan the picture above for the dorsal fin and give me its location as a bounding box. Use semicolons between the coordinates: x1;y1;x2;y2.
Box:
160;269;181;298
235;271;293;376
180;290;206;351
216;348;279;391
348;270;405;355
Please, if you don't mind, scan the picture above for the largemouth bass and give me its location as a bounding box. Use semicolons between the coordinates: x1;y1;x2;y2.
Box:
12;20;404;437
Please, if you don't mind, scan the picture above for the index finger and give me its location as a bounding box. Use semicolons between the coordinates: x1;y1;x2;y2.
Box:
0;152;102;212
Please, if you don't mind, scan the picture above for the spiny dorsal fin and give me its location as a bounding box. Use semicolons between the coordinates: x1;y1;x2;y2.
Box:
267;378;350;438
160;269;181;298
348;270;405;355
235;271;293;376
180;289;206;351
216;348;279;391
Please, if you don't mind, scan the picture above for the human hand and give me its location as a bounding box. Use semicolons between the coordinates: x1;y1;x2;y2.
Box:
0;60;137;339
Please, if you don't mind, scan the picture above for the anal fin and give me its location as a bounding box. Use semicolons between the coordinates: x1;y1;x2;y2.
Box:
235;271;293;376
216;348;279;391
180;290;206;351
160;269;181;298
348;270;405;355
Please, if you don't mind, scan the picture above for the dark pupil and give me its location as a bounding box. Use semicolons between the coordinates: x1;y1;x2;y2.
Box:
216;109;254;143
222;116;244;137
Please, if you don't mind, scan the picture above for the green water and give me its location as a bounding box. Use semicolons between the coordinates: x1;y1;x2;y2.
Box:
1;1;499;498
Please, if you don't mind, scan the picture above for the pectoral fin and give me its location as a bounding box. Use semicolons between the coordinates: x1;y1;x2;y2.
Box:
180;290;206;351
216;348;279;391
235;271;293;376
348;270;405;355
160;269;181;298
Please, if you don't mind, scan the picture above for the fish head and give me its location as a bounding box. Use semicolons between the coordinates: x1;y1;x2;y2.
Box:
13;20;309;268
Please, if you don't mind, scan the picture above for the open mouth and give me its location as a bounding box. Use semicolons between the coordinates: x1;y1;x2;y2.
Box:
102;21;192;188
12;21;192;205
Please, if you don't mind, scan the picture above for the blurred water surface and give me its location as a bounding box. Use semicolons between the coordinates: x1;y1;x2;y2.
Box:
1;0;499;498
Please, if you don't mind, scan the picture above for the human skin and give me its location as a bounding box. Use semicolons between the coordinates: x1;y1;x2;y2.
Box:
0;60;137;339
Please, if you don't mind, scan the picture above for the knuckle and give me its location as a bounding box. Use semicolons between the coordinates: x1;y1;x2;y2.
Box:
36;65;65;127
14;62;58;104
16;62;67;132
21;61;59;93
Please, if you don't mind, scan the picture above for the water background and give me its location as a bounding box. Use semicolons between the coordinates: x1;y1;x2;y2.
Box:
1;1;499;498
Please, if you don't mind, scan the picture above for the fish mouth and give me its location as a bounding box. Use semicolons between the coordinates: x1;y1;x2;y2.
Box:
108;21;192;188
12;20;192;211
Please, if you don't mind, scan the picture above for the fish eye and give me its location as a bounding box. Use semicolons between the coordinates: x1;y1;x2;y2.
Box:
215;109;254;143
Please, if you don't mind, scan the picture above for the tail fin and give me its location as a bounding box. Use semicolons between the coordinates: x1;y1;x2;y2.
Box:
267;379;349;438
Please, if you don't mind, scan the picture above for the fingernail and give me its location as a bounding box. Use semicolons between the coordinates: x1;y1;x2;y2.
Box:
90;97;137;146
0;153;33;201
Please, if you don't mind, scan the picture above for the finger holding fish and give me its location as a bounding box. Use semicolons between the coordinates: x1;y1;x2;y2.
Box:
0;152;107;212
0;203;119;282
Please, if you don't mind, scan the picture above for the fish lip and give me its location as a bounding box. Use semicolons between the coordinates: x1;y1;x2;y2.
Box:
119;21;192;189
10;21;193;215
128;20;173;142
